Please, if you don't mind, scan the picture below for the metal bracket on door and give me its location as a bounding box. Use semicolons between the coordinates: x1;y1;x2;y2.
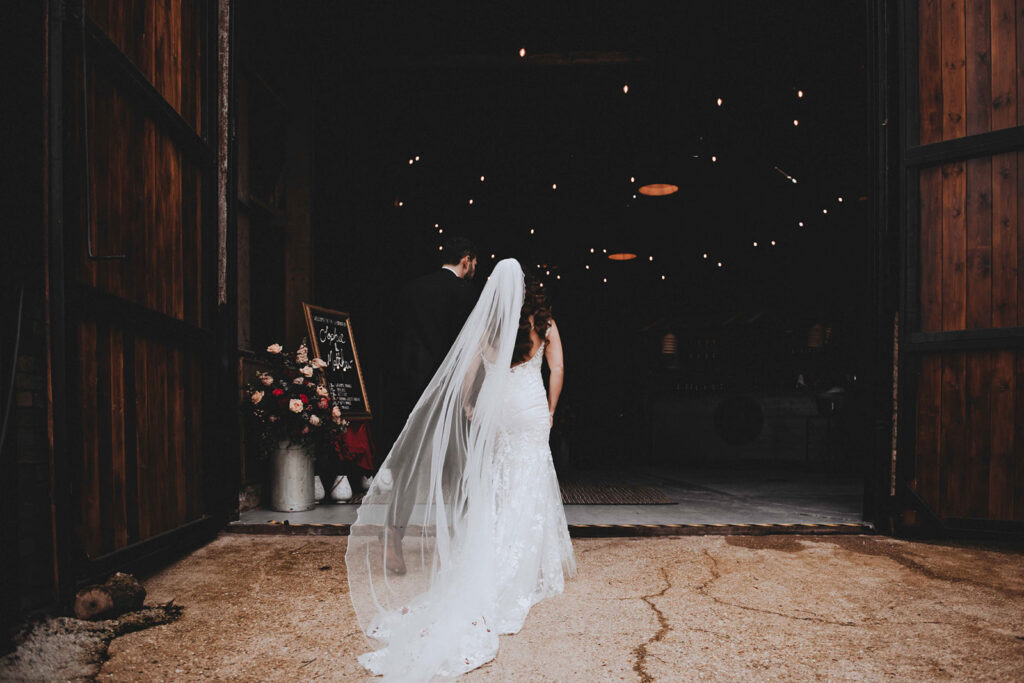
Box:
79;1;127;261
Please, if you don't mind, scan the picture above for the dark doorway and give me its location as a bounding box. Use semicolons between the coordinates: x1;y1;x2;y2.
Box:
239;1;879;526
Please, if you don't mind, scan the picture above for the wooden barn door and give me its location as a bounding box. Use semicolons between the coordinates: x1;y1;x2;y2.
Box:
59;0;223;584
899;0;1024;530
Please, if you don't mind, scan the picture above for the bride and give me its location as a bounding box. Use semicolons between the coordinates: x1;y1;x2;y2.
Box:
346;258;576;680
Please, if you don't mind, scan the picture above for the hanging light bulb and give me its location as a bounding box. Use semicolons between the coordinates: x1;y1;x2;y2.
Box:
603;277;608;283
711;155;717;162
837;196;843;202
530;228;535;234
771;240;777;246
415;155;420;161
702;253;708;259
793;119;799;126
649;256;654;262
480;175;486;182
585;264;590;270
716;97;723;106
408;159;414;165
590;248;595;253
798;221;804;227
491;253;496;258
661;275;666;280
622;84;629;94
468;198;474;205
797;89;804;98
717;261;723;268
753;241;758;247
822;208;828;214
519;47;526;58
438;228;443;234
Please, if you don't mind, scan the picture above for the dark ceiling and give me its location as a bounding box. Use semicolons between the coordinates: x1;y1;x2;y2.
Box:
274;1;870;321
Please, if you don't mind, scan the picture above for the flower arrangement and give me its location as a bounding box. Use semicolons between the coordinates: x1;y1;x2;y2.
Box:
242;341;349;459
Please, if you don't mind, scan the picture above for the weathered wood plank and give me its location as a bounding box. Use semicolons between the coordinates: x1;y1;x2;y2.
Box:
966;0;992;135
965;353;993;516
990;0;1018;130
942;0;968;141
915;355;944;512
941;162;968;331
79;321;101;558
920;0;945;144
920;167;945;332
989;349;1015;518
108;327;129;550
940;352;969;516
965;158;992;329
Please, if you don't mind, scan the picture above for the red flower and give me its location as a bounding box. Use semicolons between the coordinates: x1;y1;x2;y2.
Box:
272;388;284;397
299;394;309;404
318;398;329;409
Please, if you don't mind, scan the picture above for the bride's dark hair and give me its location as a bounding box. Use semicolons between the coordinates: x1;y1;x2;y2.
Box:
512;273;552;365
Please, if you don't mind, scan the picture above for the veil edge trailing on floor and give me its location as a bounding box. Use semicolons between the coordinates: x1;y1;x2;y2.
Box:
346;258;525;681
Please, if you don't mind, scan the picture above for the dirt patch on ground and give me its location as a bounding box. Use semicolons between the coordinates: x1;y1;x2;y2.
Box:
19;532;1018;681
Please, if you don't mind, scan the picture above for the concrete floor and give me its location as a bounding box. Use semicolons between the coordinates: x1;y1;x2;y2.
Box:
236;467;865;527
93;533;1024;681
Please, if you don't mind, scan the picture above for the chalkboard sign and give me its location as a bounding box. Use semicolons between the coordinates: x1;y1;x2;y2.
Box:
302;303;372;418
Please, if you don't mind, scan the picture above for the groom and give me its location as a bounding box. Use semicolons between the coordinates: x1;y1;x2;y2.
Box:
383;236;479;573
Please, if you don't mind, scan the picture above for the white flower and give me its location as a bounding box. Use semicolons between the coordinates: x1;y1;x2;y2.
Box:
300;366;314;378
311;358;327;369
250;391;264;404
309;415;321;426
267;343;283;354
331;405;342;418
288;399;303;413
316;385;329;398
292;376;305;384
259;373;274;387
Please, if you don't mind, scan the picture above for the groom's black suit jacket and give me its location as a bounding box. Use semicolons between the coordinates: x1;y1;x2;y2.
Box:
392;267;477;409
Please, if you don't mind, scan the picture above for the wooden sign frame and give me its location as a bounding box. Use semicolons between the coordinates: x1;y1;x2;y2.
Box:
302;303;372;419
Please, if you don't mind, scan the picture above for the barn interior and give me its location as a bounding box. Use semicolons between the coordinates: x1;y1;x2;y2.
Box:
232;0;875;526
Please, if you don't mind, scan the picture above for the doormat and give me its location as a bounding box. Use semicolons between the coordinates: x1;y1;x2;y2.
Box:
326;484;675;506
559;482;675;505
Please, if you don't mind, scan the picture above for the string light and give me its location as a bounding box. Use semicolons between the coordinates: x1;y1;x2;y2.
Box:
630;176;635;183
397;201;404;207
602;248;607;253
415;155;420;161
468;198;474;205
716;97;723;106
552;183;557;190
753;241;758;247
822;208;828;214
438;245;443;251
622;84;629;94
771;240;777;246
702;253;709;259
545;270;550;275
798;221;804;227
438;228;443;234
711;155;717;162
556;275;561;280
491;253;496;259
408;159;414;165
661;275;666;280
519;47;526;58
590;248;595;253
797;89;804;98
603;277;608;283
717;261;723;268
793;119;799;126
649;256;654;262
434;223;439;228
632;194;637;199
837;196;843;202
530;228;535;234
585;264;590;270
480;175;486;182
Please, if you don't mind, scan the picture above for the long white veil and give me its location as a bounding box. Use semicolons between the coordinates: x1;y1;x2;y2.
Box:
346;258;525;680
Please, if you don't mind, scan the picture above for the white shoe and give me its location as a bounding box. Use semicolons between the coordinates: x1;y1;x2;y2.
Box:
377;468;394;492
329;475;352;502
314;476;325;502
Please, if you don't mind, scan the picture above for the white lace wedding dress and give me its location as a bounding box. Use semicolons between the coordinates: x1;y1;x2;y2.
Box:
346;259;575;682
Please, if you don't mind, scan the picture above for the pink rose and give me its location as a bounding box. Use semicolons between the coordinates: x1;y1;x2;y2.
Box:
309;415;321;426
267;343;283;354
318;398;329;409
331;406;342;418
259;374;274;387
292;376;306;384
316;385;329;398
312;358;327;369
250;391;264;404
288;399;303;413
300;366;313;378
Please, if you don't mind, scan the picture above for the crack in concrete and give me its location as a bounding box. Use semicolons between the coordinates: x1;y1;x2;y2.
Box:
631;567;673;683
696;549;861;628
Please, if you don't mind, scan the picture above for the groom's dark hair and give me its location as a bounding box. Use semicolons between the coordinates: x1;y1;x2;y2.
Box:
441;236;478;265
